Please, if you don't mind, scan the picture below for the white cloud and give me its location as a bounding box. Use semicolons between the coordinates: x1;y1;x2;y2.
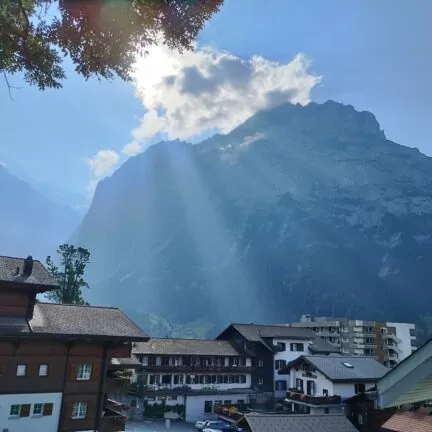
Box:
87;150;120;178
124;45;321;155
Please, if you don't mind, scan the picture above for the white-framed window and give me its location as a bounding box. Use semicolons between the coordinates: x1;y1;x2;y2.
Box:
71;401;88;419
10;404;20;416
16;364;27;376
258;360;264;367
77;364;92;380
33;403;44;415
39;364;49;376
141;355;148;366
258;377;264;385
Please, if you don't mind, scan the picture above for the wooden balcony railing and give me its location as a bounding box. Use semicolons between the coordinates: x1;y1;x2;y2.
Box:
106;376;130;394
144;365;252;373
100;407;126;432
286;389;341;406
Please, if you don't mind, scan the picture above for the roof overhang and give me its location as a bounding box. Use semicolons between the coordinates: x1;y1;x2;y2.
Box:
1;280;59;293
377;338;432;408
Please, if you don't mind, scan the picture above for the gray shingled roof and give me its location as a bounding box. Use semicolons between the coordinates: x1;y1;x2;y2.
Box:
243;414;359;432
302;355;389;382
0;256;58;287
309;337;340;354
29;303;148;340
233;323;316;340
133;338;240;356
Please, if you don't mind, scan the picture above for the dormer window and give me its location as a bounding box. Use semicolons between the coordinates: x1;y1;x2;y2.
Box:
342;362;354;368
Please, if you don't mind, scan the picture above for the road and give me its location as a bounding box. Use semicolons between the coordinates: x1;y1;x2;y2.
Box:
126;419;195;432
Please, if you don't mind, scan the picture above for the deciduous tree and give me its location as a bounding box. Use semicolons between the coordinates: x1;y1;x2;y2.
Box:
0;0;223;90
46;244;91;304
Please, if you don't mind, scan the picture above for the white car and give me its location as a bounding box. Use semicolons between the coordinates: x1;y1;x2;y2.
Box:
195;419;215;430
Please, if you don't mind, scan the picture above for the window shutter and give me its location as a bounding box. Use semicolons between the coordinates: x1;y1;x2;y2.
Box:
20;404;31;417
91;362;100;381
43;403;53;416
70;364;78;380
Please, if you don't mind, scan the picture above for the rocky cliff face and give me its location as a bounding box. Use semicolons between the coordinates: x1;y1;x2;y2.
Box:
74;101;432;336
0;165;79;260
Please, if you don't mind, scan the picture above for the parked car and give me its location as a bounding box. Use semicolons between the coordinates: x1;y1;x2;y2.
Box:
195;419;217;430
203;421;239;432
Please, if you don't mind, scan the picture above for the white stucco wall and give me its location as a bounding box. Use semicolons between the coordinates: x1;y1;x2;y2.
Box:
184;393;249;423
273;338;311;397
0;393;62;432
388;322;415;361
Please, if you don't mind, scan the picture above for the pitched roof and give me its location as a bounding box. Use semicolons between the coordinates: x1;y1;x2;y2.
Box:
133;338;240;356
291;355;389;382
308;337;340;354
243;414;359;432
232;323;315;341
0;256;58;288
29;303;148;341
381;407;432;432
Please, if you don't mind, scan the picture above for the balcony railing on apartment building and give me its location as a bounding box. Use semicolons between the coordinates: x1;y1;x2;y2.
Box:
286;388;342;406
143;364;252;373
106;375;130;394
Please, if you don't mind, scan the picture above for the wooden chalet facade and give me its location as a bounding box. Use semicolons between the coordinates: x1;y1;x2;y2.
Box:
0;255;149;432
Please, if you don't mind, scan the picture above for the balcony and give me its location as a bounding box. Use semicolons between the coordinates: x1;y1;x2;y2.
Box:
106;375;130;394
100;407;127;432
144;364;252;373
301;371;317;379
286;389;341;406
131;384;254;397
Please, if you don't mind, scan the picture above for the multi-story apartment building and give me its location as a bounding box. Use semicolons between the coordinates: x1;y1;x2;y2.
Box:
0;255;149;432
216;323;339;399
132;338;253;422
289;315;416;367
279;355;389;415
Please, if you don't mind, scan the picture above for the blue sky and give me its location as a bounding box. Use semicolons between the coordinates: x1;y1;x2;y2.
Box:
1;0;431;206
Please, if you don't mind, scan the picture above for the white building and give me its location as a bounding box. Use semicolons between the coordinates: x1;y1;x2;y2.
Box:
0;393;62;432
132;338;254;422
280;355;389;415
289;315;416;367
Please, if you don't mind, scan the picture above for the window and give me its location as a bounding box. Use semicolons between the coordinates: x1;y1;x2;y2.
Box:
39;364;49;376
358;414;364;425
33;403;43;415
77;364;92;380
275;380;287;391
142;355;148;366
276;342;286;351
323;389;329;396
258;360;264;367
10;405;20;416
43;403;53;416
355;383;366;394
258;377;263;385
290;343;304;352
204;400;213;413
342;362;354;368
71;401;88;419
324;408;329;414
275;359;286;370
296;378;304;391
16;364;27;376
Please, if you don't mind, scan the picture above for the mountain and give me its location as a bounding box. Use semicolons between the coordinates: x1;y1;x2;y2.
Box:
73;101;432;337
0;154;85;213
0;165;80;260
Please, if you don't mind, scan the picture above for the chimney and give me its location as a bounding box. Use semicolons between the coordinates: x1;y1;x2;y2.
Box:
22;256;34;277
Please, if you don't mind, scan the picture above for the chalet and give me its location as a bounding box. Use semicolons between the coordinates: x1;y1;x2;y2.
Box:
0;255;149;432
216;323;338;398
132;338;254;422
279;355;389;415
